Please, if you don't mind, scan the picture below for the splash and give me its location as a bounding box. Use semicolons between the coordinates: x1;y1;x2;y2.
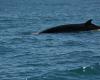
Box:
69;63;100;75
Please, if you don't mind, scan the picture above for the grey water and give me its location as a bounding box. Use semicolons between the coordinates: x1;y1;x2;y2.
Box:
0;0;100;80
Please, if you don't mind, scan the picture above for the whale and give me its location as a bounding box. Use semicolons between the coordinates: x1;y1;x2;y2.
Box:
39;19;100;33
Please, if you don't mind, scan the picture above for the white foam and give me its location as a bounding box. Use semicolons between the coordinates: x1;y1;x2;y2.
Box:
83;67;86;72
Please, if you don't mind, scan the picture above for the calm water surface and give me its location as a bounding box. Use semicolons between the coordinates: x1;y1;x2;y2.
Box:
0;0;100;80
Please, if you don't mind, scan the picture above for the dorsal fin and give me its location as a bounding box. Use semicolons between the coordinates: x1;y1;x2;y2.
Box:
85;19;92;25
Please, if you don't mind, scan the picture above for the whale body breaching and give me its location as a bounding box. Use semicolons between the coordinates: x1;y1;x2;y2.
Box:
39;19;100;33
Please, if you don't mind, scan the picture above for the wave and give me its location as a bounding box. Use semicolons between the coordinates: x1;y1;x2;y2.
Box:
69;63;100;75
27;63;100;80
0;46;15;55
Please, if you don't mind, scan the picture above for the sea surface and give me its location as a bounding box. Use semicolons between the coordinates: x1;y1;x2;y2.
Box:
0;0;100;80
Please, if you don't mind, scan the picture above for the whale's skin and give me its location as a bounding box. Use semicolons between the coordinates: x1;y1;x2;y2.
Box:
39;19;100;33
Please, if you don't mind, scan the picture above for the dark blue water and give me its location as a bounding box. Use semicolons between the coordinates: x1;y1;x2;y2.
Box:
0;0;100;80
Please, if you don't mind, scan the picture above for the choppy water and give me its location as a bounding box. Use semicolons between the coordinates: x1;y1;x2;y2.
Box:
0;0;100;80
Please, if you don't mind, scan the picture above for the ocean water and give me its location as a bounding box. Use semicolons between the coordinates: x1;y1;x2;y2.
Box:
0;0;100;80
